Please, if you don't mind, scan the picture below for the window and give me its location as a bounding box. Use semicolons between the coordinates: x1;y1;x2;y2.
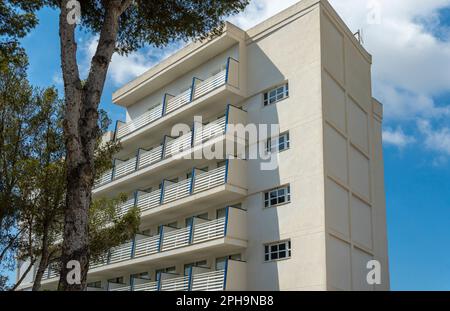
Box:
107;277;124;284
158;222;177;234
184;260;208;275
215;254;242;270
87;281;102;288
264;185;291;208
263;83;289;106
185;212;208;227
132;272;150;280
264;240;291;261
266;132;290;153
156;266;176;276
216;208;227;219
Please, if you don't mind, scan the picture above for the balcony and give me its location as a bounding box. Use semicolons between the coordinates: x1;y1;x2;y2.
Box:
118;159;246;225
113;57;244;153
94;104;247;195
42;207;247;283
107;260;246;291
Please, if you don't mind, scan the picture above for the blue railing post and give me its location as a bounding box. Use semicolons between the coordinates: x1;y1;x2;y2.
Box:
191;121;195;147
188;218;195;244
130;236;136;259
133;190;139;207
189;167;196;195
130;275;135;292
158;225;164;252
156;273;162;291
111;159;117;181
162;135;168;159
113;120;120;141
223;259;229;291
224;103;231;134
224;159;230;183
187;266;194;291
135;149;141;171
224;206;230;236
106;250;112;265
162;94;168;116
225;57;231;84
190;77;197;102
159;180;166;205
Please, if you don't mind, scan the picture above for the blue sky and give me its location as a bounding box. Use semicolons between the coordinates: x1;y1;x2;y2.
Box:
4;0;450;290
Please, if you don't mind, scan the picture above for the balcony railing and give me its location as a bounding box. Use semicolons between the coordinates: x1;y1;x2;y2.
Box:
94;104;246;189
86;210;232;271
104;259;245;291
114;57;239;140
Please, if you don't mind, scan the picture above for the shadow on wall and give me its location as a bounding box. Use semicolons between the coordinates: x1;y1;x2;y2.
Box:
243;44;286;290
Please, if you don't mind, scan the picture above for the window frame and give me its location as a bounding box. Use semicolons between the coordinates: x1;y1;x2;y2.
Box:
264;240;292;262
263;83;289;106
263;185;291;208
266;131;290;153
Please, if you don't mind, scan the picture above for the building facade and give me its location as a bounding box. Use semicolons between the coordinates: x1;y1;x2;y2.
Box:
18;0;389;291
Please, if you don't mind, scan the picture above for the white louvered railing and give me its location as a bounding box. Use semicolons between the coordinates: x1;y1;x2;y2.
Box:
108;241;133;264
109;284;131;292
162;178;191;204
194;116;226;145
191;270;225;291
114;158;136;179
160;275;189;291
193;166;226;194
193;70;227;99
134;235;159;258
133;281;158;292
161;227;190;251
95;170;113;187
116;198;135;218
116;104;163;139
192;217;225;244
165;89;191;114
138;146;163;168
164;133;192;158
136;189;161;212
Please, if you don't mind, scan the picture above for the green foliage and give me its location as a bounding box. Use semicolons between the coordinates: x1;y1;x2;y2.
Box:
46;0;250;54
0;1;43;70
89;195;140;261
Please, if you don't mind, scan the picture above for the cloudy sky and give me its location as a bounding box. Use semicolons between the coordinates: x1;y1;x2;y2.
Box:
14;0;450;289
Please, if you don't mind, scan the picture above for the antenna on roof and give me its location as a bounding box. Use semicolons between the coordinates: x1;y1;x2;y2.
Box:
353;29;364;45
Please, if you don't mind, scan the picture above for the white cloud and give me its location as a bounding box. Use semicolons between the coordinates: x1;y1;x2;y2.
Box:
417;119;450;155
81;36;184;86
383;127;416;148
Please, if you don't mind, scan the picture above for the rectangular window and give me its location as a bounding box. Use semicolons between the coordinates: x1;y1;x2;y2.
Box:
107;277;124;284
87;281;102;288
215;254;242;270
184;260;208;275
264;240;291;262
156;266;176;276
266;132;290;153
264;185;291;208
263;83;289;106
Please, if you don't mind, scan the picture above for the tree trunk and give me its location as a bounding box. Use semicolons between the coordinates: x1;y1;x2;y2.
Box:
32;228;50;291
57;1;123;291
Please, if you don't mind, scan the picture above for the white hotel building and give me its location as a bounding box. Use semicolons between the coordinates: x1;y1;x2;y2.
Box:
18;0;389;291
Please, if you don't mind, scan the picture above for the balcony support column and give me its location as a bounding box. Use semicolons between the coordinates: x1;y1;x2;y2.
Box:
111;159;117;181
224;206;230;236
223;259;229;291
135;148;142;171
187;267;194;291
189;167;196;195
158;225;164;252
130;236;136;259
224;159;230;183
